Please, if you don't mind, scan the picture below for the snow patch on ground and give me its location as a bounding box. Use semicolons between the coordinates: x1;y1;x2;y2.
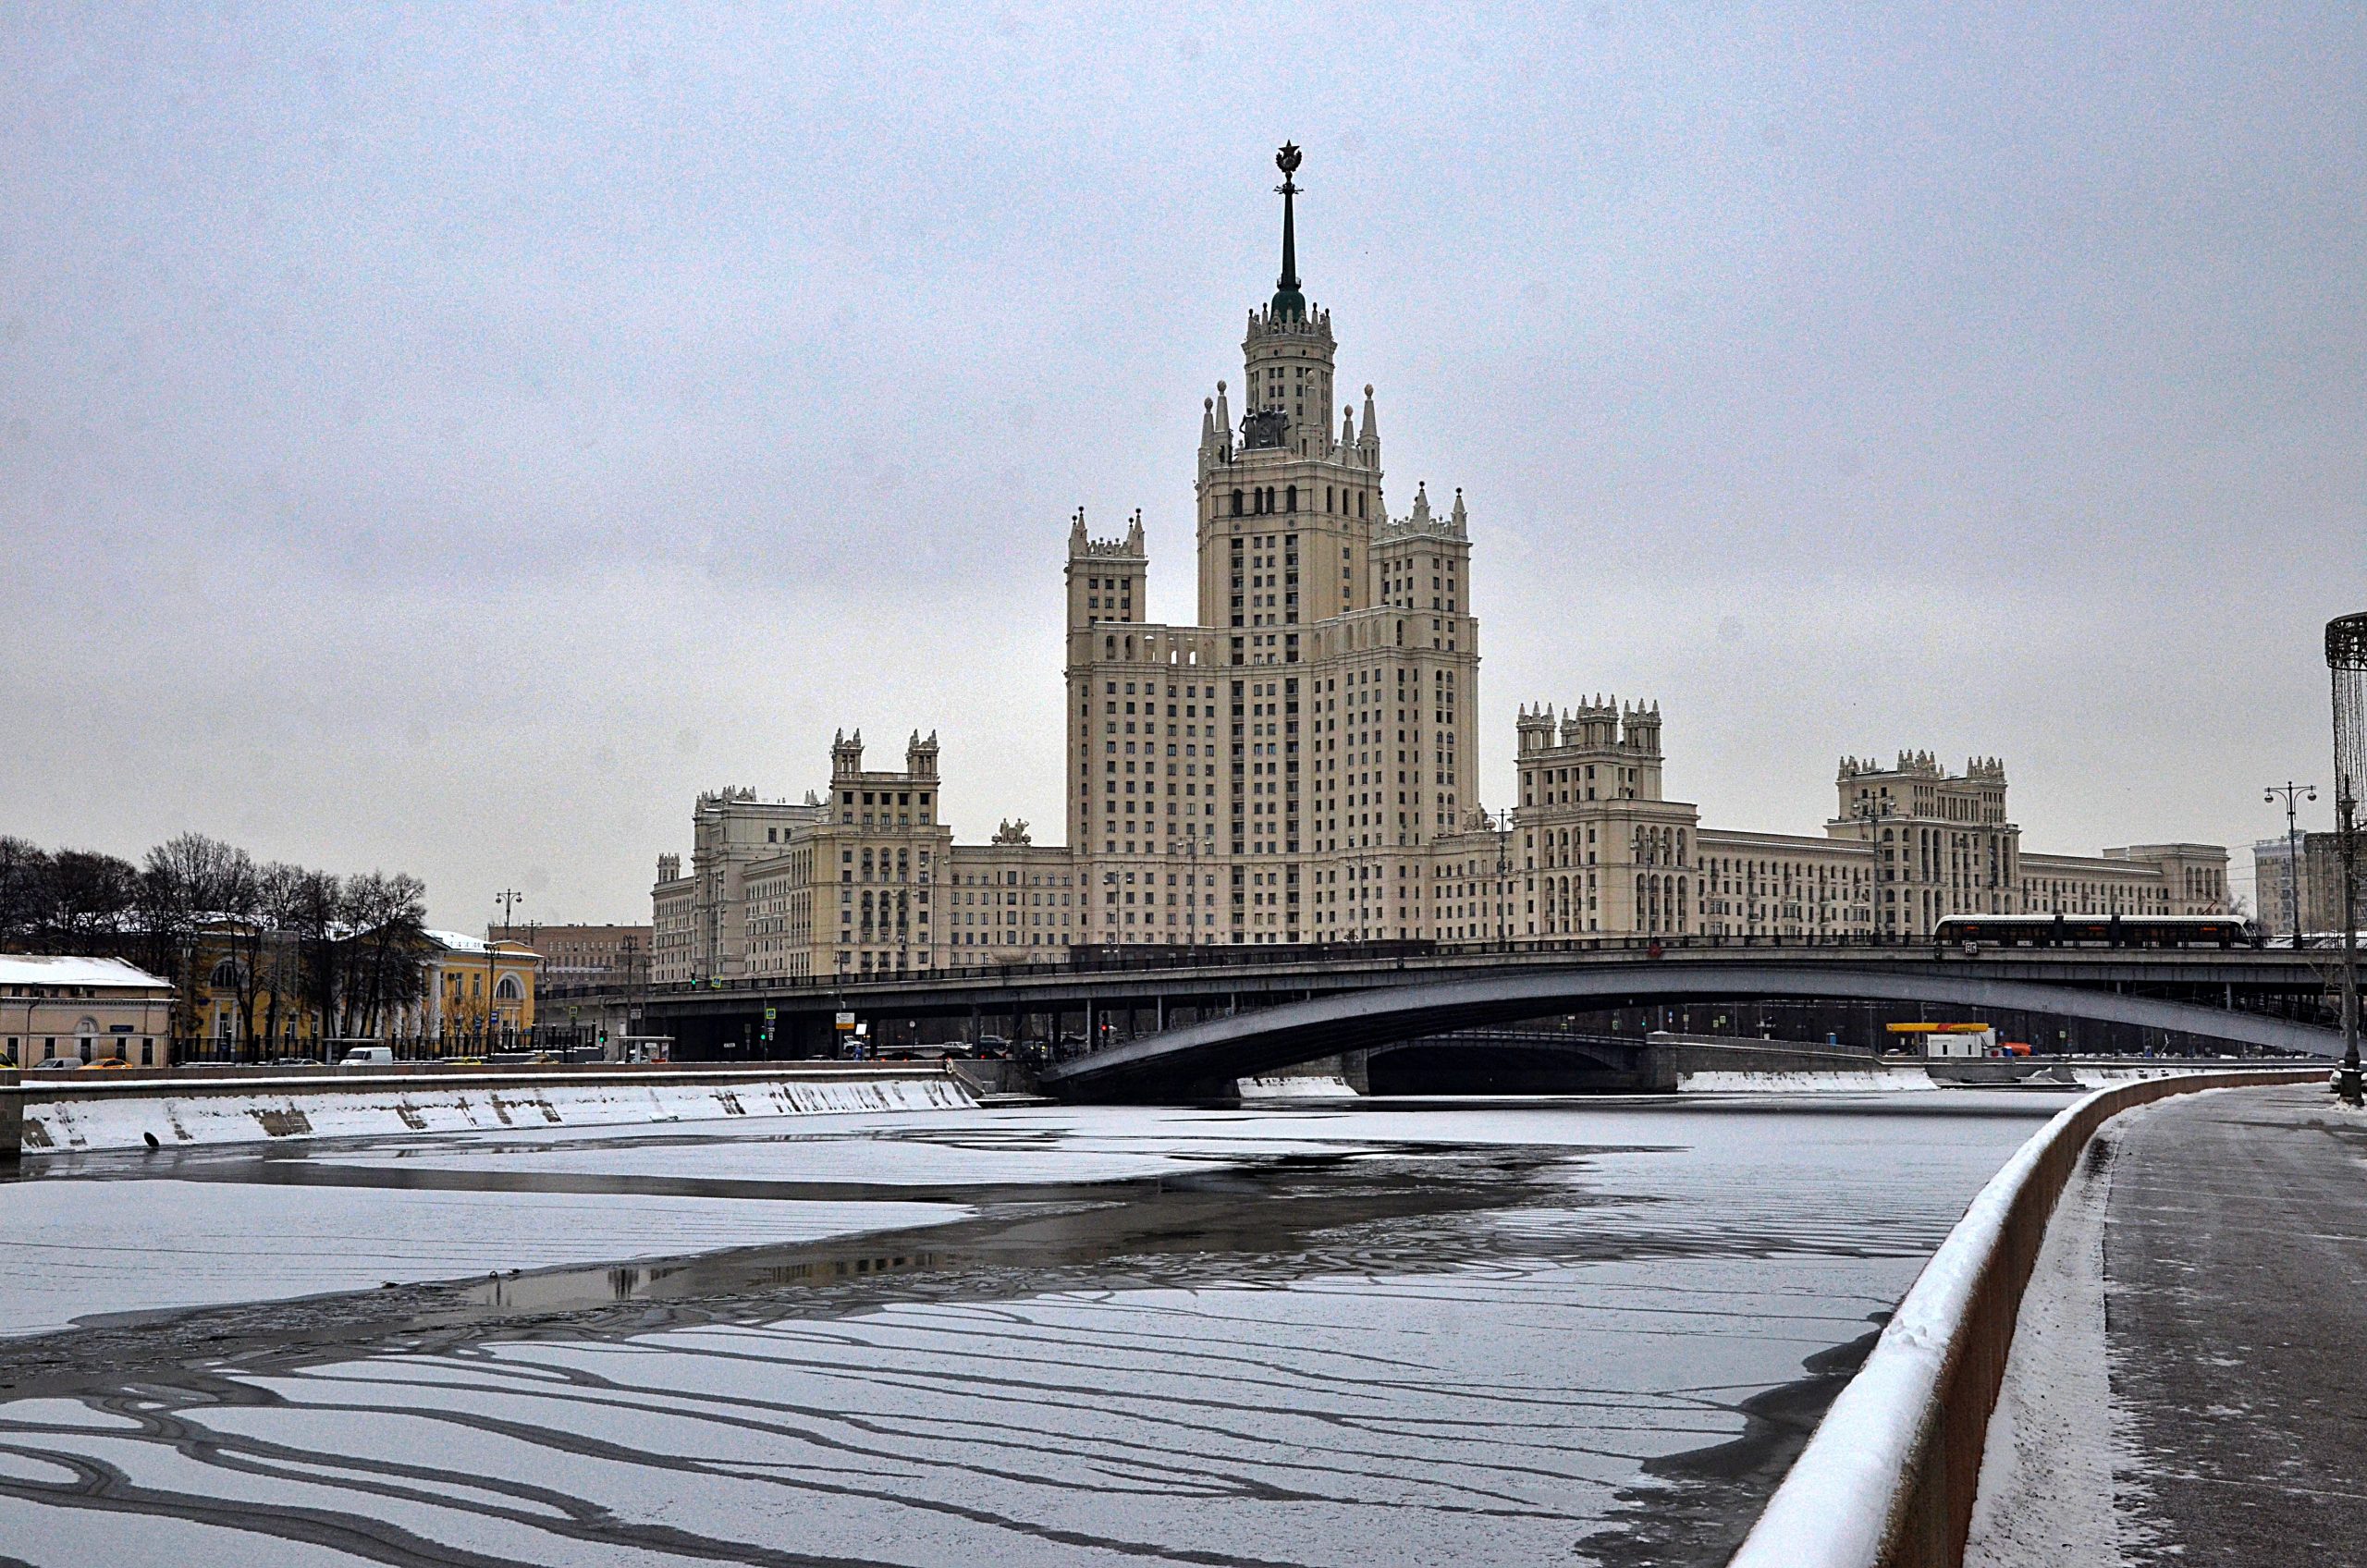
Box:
23;1072;976;1154
1963;1109;2127;1566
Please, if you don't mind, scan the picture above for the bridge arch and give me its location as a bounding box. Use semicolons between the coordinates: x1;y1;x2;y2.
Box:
1040;962;2339;1101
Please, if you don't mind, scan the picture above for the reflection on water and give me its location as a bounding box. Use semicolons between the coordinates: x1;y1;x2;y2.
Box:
469;1248;952;1315
0;1101;2049;1566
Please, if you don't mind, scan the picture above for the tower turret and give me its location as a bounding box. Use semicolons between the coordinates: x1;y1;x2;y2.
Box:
1516;703;1557;754
1065;507;1148;631
1623;700;1662;758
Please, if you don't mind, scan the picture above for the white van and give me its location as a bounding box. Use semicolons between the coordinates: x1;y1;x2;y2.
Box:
337;1046;394;1066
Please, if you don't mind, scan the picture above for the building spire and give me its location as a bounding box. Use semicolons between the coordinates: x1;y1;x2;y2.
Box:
1271;142;1306;322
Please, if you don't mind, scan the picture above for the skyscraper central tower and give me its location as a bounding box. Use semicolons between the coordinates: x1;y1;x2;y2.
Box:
1066;146;1482;945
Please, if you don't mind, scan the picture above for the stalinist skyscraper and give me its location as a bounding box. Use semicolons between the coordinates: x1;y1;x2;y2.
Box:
1065;144;1481;945
651;146;2229;983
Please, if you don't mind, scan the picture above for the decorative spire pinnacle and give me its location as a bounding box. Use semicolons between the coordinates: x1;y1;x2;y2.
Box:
1271;142;1306;322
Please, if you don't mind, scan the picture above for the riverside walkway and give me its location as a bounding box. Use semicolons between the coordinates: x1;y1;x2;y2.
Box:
1970;1083;2367;1562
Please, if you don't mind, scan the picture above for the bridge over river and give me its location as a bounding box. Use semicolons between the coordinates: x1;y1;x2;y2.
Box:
552;941;2346;1100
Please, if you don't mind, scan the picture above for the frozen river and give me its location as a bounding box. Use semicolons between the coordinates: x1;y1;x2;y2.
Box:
0;1094;2066;1566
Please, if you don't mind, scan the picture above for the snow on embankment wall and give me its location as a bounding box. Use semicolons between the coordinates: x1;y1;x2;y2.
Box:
1235;1075;1357;1099
1728;1065;2326;1568
19;1069;977;1155
1679;1067;1940;1095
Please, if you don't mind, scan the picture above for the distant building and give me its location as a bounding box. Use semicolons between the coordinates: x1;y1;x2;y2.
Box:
654;732;1085;985
947;820;1078;962
1487;713;2227;942
408;933;539;1042
647;148;2233;967
0;955;174;1067
2253;832;2359;938
491;924;650;990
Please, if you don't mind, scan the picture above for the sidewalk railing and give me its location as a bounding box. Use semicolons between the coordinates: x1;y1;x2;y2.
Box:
1729;1066;2328;1568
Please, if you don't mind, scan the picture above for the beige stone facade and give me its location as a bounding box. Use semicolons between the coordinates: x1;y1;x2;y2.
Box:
1062;282;1480;945
657;731;959;983
0;955;174;1067
946;823;1079;960
491;924;649;990
1466;707;2227;942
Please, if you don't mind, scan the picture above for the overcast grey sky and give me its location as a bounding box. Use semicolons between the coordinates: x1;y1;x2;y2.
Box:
4;2;2361;928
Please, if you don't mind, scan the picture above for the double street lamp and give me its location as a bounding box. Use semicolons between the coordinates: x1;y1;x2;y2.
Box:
2263;781;2316;946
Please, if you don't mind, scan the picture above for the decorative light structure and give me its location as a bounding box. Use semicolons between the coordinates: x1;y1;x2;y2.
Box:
2327;612;2366;1104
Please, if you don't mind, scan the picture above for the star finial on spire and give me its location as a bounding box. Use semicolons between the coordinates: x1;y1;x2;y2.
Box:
1271;143;1306;321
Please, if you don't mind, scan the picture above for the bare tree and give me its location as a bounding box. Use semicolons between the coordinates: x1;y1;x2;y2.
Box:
140;833;255;1044
254;862;313;1051
0;838;53;948
335;873;429;1038
46;850;141;947
283;867;345;1044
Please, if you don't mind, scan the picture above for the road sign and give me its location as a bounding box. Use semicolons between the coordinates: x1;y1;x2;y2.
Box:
835;1011;856;1031
764;1007;777;1022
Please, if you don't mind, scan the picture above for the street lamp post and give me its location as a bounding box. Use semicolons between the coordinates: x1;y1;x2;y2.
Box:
2263;782;2317;947
490;888;521;1052
1183;828;1201;947
1489;805;1516;947
1851;798;1895;943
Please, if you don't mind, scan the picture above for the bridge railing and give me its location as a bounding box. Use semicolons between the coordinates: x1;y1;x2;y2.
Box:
1730;1068;2328;1568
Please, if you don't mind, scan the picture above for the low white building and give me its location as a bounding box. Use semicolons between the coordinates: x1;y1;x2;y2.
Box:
1;955;176;1068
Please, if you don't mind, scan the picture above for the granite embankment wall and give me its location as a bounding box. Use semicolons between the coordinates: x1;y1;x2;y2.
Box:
0;1063;976;1158
1729;1066;2328;1568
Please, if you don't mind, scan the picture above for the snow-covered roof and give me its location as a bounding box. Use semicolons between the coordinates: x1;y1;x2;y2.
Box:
0;954;170;990
424;930;539;959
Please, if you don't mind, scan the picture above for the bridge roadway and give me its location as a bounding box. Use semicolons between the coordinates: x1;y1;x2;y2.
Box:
564;943;2343;1093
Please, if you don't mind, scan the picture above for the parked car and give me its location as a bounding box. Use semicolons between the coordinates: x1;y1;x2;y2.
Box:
30;1059;81;1072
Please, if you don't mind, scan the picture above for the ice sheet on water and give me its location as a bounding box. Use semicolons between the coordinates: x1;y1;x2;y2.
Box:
0;1100;2063;1565
294;1095;2064;1194
0;1252;1927;1567
0;1178;970;1337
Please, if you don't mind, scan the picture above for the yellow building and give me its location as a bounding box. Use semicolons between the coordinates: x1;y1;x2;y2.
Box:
417;932;539;1043
185;925;540;1053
